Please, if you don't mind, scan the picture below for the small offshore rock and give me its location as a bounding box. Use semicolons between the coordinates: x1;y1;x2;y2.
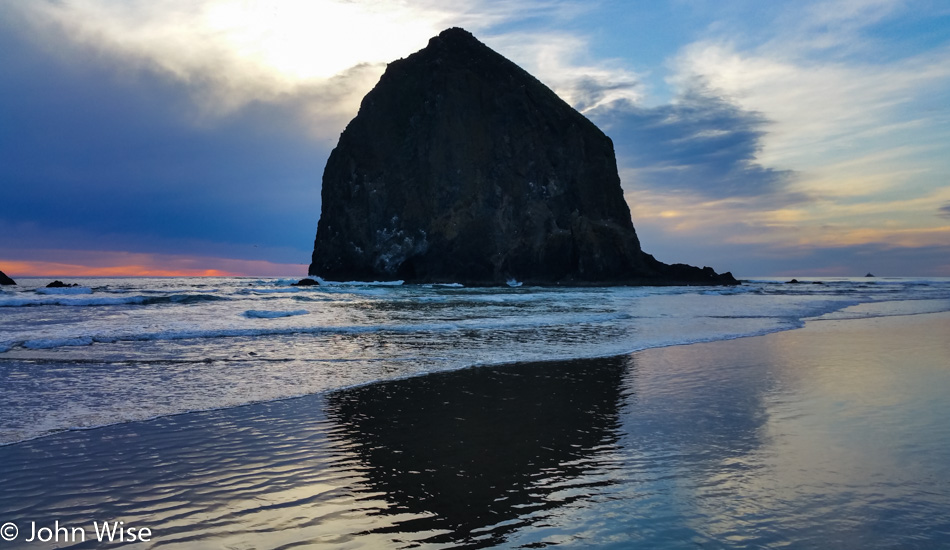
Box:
46;280;79;288
291;278;320;286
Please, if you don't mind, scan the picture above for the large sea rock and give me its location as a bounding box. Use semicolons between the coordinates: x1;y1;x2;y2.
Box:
0;269;15;285
309;28;736;286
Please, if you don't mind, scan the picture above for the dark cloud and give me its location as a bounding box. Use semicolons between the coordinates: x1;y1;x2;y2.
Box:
0;25;329;263
939;203;950;219
569;75;640;112
589;84;802;204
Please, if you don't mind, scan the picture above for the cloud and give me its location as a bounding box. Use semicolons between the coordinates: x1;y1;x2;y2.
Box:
2;0;635;275
620;0;950;275
5;1;408;127
671;19;950;171
590;85;799;202
485;31;644;112
0;25;327;261
6;0;587;123
3;0;948;278
633;217;950;278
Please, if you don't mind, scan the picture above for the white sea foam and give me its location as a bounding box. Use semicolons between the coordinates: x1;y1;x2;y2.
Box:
1;311;640;353
244;309;309;319
315;278;404;286
241;288;304;294
2;276;949;445
0;295;150;307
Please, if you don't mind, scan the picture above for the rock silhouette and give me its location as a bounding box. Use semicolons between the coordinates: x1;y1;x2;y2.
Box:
0;269;15;285
45;280;79;288
309;28;736;286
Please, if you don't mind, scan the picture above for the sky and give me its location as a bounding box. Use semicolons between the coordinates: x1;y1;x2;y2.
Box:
1;0;949;278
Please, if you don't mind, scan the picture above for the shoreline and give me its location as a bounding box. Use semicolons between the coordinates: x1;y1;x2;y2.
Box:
1;307;948;448
1;309;948;548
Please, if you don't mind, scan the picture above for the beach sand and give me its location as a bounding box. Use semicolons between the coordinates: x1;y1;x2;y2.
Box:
1;312;948;549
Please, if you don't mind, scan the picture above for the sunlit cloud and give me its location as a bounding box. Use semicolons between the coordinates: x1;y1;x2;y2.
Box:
7;0;589;127
8;0;438;123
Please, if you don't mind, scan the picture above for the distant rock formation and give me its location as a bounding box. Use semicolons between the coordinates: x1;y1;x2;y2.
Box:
309;28;736;286
291;278;319;286
45;280;79;288
0;269;15;285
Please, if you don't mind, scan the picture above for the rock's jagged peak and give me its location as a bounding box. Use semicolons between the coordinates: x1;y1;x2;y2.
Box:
309;28;737;286
410;27;499;63
427;27;481;50
376;27;594;130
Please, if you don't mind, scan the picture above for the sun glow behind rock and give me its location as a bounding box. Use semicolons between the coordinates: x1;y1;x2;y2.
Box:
13;0;455;118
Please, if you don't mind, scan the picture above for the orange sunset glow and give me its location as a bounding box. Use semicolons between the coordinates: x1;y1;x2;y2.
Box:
1;252;307;278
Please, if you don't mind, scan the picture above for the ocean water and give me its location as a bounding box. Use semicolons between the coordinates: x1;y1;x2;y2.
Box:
2;277;950;549
1;276;949;445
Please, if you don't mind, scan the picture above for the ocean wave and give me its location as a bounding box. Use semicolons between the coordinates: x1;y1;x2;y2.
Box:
244;309;309;319
315;278;405;286
240;288;305;294
34;286;93;295
1;311;635;352
23;336;95;350
0;293;228;308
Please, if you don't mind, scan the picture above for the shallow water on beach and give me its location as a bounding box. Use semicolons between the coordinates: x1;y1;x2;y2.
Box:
1;276;949;444
0;312;948;549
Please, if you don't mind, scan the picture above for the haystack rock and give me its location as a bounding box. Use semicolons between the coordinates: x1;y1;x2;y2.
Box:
0;269;15;285
309;28;736;286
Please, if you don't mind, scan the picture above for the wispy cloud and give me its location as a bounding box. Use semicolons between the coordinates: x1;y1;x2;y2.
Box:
485;31;644;111
671;40;950;169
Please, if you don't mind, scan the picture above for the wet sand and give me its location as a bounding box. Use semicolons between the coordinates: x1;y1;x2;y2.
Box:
1;312;948;549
